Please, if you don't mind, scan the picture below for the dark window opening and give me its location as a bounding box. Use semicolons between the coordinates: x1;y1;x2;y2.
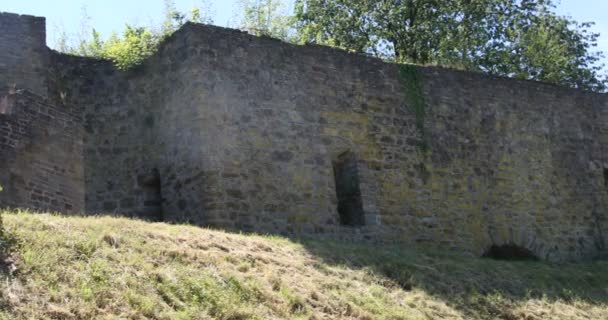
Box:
482;244;538;261
333;151;365;227
603;168;608;189
138;168;163;221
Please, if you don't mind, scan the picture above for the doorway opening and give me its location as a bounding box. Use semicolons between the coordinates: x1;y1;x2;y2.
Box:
138;168;163;221
333;151;365;227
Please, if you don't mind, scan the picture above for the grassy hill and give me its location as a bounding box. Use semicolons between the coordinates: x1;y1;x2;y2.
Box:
0;211;606;320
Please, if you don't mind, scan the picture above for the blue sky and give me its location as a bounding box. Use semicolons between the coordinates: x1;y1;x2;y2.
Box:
2;0;607;67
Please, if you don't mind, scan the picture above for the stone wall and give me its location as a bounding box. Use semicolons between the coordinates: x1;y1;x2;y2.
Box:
418;70;608;261
0;12;48;96
0;12;82;214
1;12;607;261
71;23;601;261
0;89;84;212
49;53;162;219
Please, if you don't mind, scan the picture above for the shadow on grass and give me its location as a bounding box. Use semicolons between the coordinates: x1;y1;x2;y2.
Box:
297;238;608;319
0;216;19;314
3;209;606;318
0;215;19;274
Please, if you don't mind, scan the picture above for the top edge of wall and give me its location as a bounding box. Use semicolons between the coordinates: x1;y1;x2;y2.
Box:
0;11;45;22
1;10;604;97
170;22;608;97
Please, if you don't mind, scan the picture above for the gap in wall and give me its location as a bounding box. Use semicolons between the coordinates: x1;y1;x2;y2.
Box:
139;168;163;222
482;244;539;261
333;151;365;227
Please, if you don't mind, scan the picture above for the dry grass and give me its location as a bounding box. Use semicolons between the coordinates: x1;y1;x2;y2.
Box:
0;210;606;320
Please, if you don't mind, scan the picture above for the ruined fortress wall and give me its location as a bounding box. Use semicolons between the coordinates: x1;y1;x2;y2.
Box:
48;53;162;219
68;24;602;261
136;24;605;260
148;26;400;235
1;12;606;261
0;12;48;96
0;90;84;212
418;71;608;261
0;13;84;213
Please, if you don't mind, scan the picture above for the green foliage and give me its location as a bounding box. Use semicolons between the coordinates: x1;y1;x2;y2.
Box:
160;0;214;36
59;0;299;68
399;64;428;152
294;0;607;92
236;0;297;41
58;1;214;70
498;12;607;91
101;26;157;70
54;0;607;91
76;28;104;58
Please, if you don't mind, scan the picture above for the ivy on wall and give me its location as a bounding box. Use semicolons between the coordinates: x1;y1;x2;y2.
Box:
399;64;428;152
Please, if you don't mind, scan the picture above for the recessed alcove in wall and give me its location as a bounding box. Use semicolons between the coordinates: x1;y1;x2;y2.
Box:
137;168;163;221
332;151;365;227
482;244;539;261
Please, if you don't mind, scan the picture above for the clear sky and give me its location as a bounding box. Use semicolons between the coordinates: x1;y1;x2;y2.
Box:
2;0;607;67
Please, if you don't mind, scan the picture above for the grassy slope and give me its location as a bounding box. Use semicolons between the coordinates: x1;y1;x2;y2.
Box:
0;211;606;320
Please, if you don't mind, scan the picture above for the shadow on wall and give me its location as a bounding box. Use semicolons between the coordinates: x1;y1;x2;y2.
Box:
296;238;608;319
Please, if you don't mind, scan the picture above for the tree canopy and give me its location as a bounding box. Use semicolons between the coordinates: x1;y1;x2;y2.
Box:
237;0;297;41
58;1;214;69
294;0;607;91
56;0;607;91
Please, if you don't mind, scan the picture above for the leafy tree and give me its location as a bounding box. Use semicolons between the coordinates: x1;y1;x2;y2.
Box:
190;6;214;25
56;0;214;69
160;0;215;36
237;0;297;41
496;12;607;90
76;29;104;58
54;30;71;54
102;26;157;69
161;0;186;35
294;0;607;91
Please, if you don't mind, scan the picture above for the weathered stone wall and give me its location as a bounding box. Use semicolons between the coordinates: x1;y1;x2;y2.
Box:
417;70;608;261
0;12;48;96
0;89;84;212
147;25;391;237
80;23;600;261
48;53;163;219
1;12;606;261
0;12;83;214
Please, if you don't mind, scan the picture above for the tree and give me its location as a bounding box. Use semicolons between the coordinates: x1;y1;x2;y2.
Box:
161;0;214;36
76;29;104;58
237;0;297;41
102;26;157;69
495;12;607;90
55;0;215;69
294;0;607;91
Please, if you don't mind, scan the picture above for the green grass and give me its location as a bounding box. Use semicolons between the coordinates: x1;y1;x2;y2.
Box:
0;210;607;319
